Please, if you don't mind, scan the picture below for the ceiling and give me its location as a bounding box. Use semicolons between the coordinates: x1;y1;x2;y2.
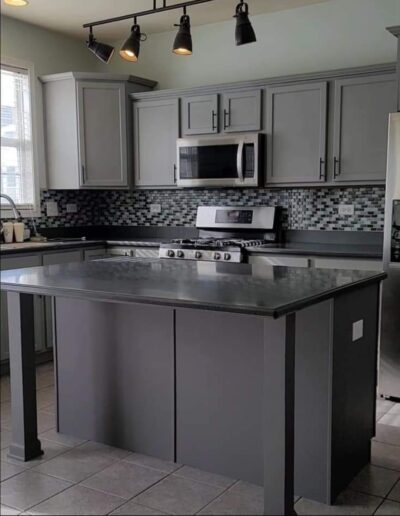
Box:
2;0;330;41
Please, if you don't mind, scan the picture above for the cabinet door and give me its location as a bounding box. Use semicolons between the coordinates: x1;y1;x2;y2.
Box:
1;255;43;360
77;81;128;188
84;248;106;261
313;257;383;271
333;75;396;183
182;95;218;135
43;250;83;349
266;82;327;184
222;90;261;132
134;99;180;187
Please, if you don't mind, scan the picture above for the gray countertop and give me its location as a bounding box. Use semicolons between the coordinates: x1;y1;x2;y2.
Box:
248;243;383;259
0;240;105;255
0;259;386;318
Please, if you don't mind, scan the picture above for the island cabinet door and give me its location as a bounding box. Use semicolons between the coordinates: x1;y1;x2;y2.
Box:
175;308;265;484
55;298;175;461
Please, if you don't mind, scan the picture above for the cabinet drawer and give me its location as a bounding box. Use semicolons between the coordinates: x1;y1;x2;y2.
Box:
313;258;383;271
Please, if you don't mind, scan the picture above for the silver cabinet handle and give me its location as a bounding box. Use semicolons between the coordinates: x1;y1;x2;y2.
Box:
81;164;86;180
223;109;230;130
319;158;326;180
212;110;217;132
333;157;341;179
173;164;177;184
237;141;244;182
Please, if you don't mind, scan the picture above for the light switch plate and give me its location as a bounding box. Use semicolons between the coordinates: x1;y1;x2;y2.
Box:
46;201;59;217
352;320;364;342
66;203;78;214
339;204;355;216
150;204;162;214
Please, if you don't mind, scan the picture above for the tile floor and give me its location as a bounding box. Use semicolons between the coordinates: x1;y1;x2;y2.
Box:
0;363;399;515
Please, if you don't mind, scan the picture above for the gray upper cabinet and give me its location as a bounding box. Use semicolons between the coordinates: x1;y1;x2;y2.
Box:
134;98;180;187
266;82;328;184
332;74;396;183
182;94;218;135
41;72;156;190
222;90;262;132
77;81;128;188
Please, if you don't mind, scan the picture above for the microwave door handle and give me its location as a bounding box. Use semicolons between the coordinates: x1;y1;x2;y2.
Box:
237;141;244;182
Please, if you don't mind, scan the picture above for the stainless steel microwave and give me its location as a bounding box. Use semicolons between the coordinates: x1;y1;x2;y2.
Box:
176;133;262;188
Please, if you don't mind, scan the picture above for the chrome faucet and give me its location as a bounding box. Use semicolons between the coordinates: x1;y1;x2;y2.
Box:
0;193;22;220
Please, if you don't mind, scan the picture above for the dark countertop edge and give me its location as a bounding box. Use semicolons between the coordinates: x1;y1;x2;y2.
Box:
248;247;383;259
0;241;105;256
0;272;386;319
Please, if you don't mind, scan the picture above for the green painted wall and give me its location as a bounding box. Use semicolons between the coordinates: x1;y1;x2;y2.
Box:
102;0;400;89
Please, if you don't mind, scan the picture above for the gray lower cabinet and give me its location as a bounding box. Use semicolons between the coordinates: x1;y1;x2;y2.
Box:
1;255;43;361
182;94;218;135
222;89;262;132
134;98;180;187
266;82;328;184
332;74;396;183
77;81;128;188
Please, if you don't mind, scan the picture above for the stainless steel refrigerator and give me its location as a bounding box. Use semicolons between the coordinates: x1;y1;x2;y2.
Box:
379;112;400;400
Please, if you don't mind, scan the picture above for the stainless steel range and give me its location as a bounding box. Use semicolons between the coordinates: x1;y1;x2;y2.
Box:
159;206;281;263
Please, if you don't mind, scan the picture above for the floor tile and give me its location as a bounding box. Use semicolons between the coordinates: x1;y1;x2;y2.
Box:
110;501;168;515
380;414;400;428
0;460;27;482
0;470;72;511
227;481;264;506
295;489;383;515
32;447;117;483
1;409;56;434
374;425;400;447
76;441;131;461
348;465;400;497
124;453;180;474
24;439;70;467
388;404;400;416
81;460;167;499
36;387;55;411
377;400;396;414
0;429;12;450
39;429;86;448
375;500;400;515
173;465;236;489
0;382;11;403
26;484;124;515
372;442;400;472
1;402;11;426
0;505;20;515
35;372;54;391
198;489;263;515
135;475;224;515
1;449;34;469
389;480;400;503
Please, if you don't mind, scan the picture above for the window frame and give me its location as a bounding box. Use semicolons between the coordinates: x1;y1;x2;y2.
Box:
1;57;41;218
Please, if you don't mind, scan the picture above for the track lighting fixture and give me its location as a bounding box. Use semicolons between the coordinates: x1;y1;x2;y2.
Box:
86;28;115;64
173;8;193;56
4;0;28;6
120;19;147;62
83;0;258;63
234;0;256;46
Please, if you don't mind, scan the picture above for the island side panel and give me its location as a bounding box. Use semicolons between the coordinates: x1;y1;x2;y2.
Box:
7;292;43;461
54;297;175;461
330;283;380;501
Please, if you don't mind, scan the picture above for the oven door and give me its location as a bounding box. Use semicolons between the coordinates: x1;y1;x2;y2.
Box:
177;134;260;188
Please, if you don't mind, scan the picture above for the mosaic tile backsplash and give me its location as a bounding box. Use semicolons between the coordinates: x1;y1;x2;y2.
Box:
21;186;385;232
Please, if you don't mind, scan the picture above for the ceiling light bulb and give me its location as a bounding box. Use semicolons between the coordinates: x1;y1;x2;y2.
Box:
234;1;256;46
173;14;193;56
120;24;145;62
4;0;29;6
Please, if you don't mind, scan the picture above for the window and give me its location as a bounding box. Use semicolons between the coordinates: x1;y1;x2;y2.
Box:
1;63;36;211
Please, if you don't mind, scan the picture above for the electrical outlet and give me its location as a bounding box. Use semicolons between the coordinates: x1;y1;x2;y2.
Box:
150;204;162;214
46;201;59;217
66;203;78;214
339;204;355;216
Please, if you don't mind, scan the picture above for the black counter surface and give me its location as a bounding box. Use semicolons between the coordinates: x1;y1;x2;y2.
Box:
0;259;386;318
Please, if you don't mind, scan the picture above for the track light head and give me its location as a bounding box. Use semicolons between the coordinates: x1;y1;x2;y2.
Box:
120;23;147;62
234;1;256;46
173;14;193;56
86;30;115;64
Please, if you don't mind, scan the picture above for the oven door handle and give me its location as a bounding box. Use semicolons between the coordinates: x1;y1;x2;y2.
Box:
237;141;244;182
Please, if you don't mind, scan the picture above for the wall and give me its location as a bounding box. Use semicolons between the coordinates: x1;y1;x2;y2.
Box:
0;16;99;190
25;187;385;232
102;0;400;89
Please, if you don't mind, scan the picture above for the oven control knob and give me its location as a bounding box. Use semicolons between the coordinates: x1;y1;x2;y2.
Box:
167;250;175;258
195;251;202;259
214;253;221;261
177;251;185;258
224;253;231;261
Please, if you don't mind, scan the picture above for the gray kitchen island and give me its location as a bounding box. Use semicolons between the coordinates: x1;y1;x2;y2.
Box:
0;258;386;516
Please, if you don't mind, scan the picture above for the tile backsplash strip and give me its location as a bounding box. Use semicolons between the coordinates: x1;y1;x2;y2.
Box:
14;186;385;232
